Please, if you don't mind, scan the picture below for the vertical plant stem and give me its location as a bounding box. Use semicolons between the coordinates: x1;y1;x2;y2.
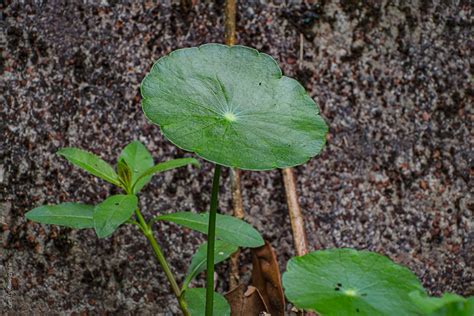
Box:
205;164;222;316
135;209;189;316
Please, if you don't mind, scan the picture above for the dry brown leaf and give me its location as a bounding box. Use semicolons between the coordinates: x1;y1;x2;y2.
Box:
225;284;268;315
251;241;286;316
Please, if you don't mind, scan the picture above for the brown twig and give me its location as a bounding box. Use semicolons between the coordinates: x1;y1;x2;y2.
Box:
224;0;236;46
285;33;310;258
282;168;308;316
282;168;309;257
224;0;242;290
281;36;311;316
299;33;304;70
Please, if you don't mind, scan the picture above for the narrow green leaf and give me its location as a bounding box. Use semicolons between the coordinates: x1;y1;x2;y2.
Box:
131;158;200;193
183;240;238;290
25;203;94;229
409;291;474;316
93;195;138;238
57;147;120;186
282;248;425;316
184;288;230;316
154;212;264;248
118;141;154;194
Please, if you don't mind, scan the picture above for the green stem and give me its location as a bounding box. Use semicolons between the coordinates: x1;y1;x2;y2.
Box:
205;164;222;316
135;209;189;316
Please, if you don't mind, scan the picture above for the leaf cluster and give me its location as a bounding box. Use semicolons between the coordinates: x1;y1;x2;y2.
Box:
26;141;199;238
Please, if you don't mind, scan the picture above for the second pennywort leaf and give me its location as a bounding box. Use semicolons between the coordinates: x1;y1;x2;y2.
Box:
282;248;425;316
409;291;474;316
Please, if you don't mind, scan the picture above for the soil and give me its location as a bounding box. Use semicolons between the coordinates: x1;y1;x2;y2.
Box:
1;0;472;314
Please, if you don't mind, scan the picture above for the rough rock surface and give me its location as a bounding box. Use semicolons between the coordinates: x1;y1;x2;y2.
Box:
1;0;472;314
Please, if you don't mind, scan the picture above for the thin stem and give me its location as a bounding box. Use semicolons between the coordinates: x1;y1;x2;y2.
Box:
205;164;222;315
224;0;236;46
282;168;308;257
282;168;307;316
224;0;242;291
135;208;189;316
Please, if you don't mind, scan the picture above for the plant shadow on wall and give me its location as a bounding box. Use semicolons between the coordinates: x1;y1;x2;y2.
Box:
26;44;473;316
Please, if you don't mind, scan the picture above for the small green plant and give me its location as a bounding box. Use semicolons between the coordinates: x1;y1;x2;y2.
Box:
25;141;264;315
140;43;328;314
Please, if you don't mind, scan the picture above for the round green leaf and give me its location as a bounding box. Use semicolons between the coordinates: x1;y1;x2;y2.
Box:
282;248;425;316
184;288;230;316
409;291;474;316
141;44;327;170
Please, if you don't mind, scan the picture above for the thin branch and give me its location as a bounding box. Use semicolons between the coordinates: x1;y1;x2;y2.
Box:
224;0;243;291
135;208;189;315
285;31;309;259
299;33;304;70
224;0;236;46
282;168;308;257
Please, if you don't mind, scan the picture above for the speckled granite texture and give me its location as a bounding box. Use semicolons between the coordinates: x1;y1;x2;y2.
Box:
1;0;472;314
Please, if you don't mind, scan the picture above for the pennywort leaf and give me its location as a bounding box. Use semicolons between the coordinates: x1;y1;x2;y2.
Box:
25;203;94;229
131;158;200;193
154;212;264;248
93;194;138;238
409;291;474;316
282;248;425;316
141;44;328;171
183;240;238;290
184;288;230;316
118;141;154;194
57;147;120;186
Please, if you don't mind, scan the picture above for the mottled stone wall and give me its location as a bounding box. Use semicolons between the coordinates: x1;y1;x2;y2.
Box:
1;0;472;314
